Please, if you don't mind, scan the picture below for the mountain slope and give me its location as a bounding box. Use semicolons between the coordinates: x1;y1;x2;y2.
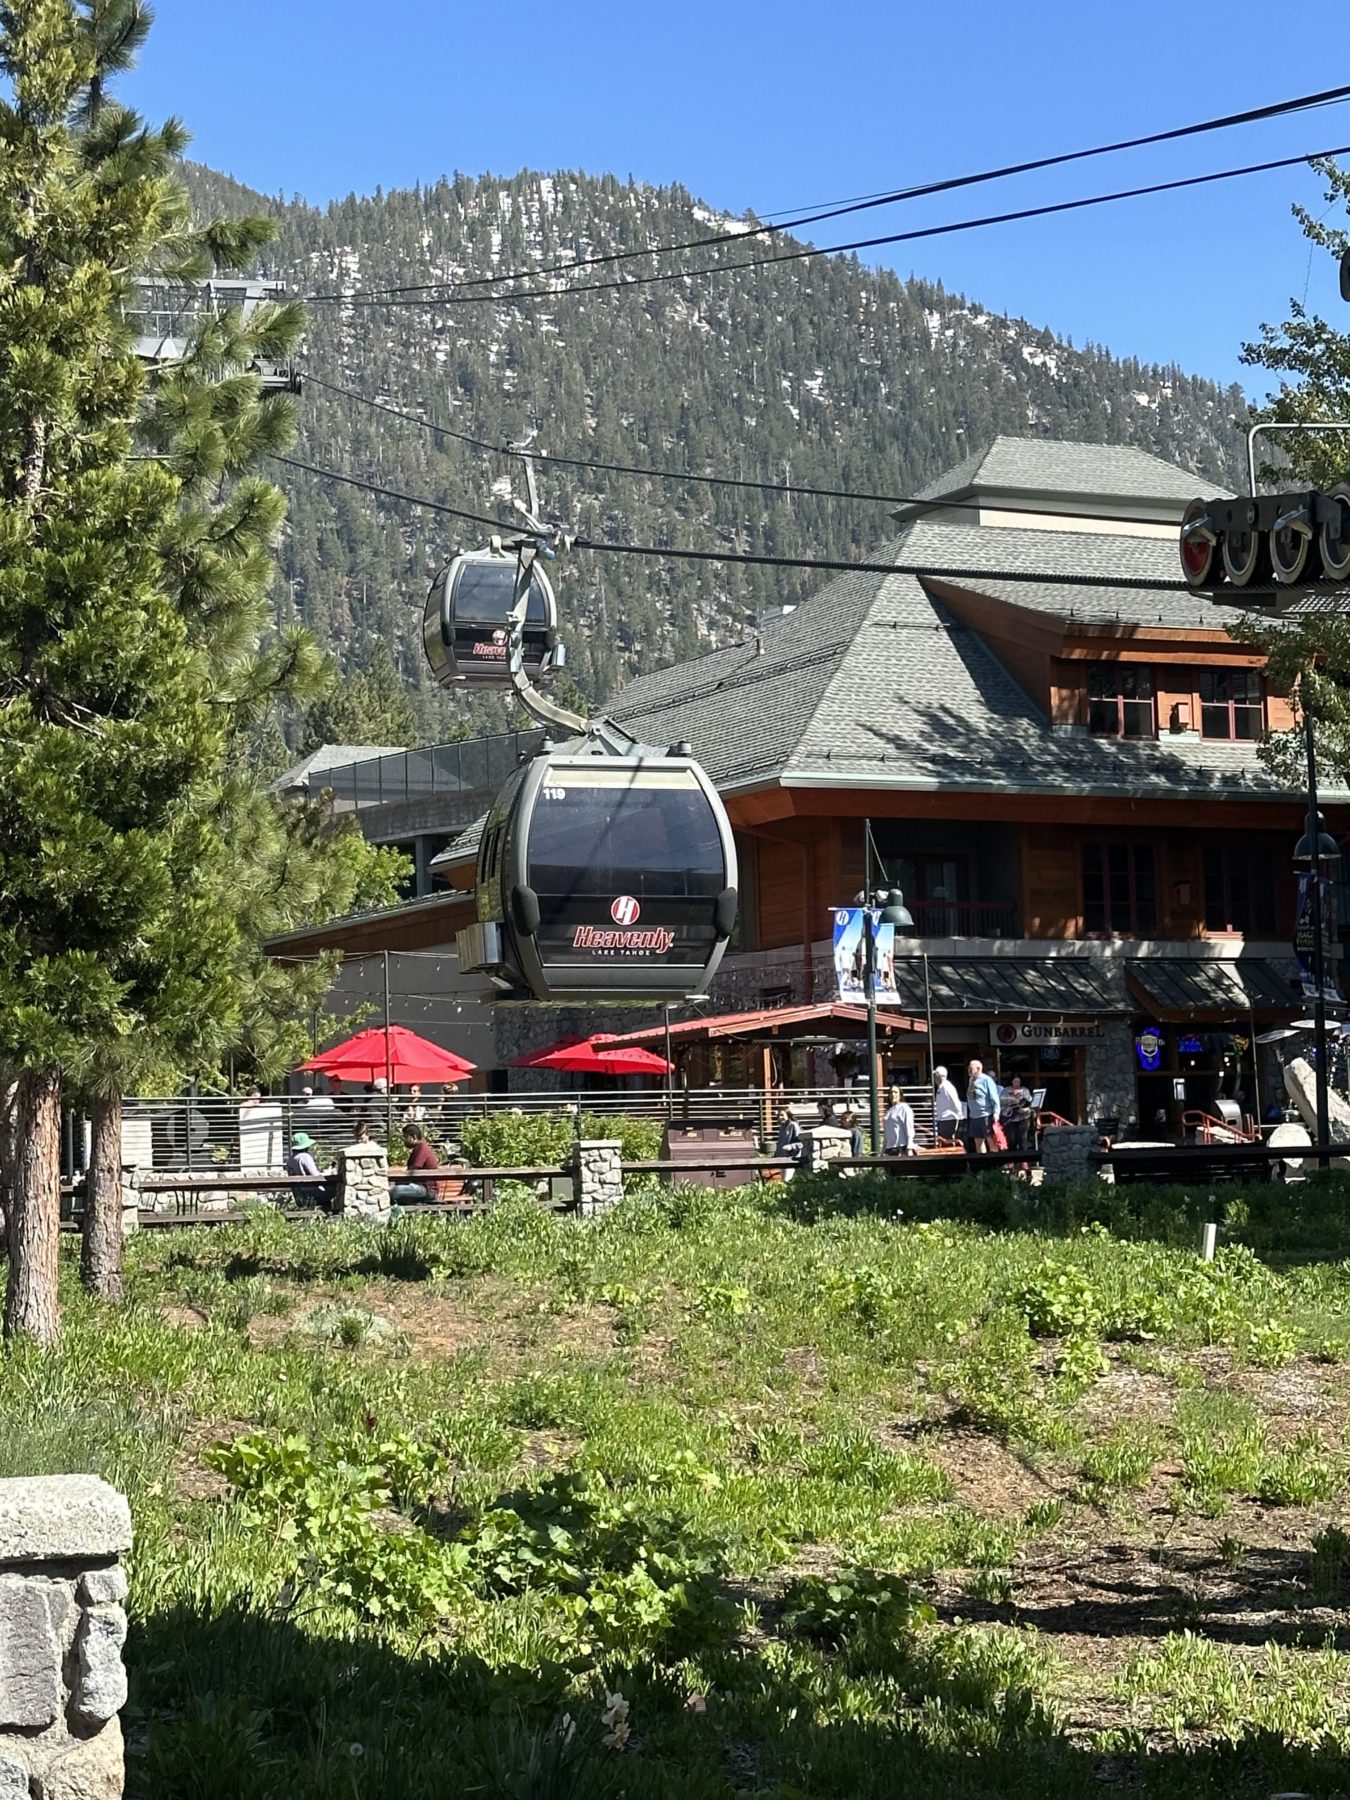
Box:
183;165;1248;746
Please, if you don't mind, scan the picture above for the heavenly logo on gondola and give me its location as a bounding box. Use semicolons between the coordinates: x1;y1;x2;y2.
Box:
573;896;674;955
470;631;509;659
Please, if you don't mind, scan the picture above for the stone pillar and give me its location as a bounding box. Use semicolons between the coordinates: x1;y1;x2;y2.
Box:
333;1142;391;1222
0;1475;131;1799
803;1125;851;1174
573;1140;623;1217
1040;1124;1098;1185
118;1165;139;1241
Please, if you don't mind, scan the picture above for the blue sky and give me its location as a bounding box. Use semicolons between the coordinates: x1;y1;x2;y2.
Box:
122;0;1350;395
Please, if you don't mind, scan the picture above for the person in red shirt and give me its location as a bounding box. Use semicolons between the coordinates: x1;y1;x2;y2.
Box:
392;1124;443;1202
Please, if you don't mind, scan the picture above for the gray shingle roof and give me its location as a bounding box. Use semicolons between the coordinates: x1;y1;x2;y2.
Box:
899;518;1232;626
904;434;1230;510
609;517;1338;804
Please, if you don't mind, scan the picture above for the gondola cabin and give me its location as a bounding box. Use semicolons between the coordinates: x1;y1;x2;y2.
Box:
423;550;559;687
457;747;738;1003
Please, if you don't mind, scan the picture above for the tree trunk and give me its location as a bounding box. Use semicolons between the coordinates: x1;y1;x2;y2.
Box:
82;1092;124;1302
3;1066;62;1346
0;1077;15;1260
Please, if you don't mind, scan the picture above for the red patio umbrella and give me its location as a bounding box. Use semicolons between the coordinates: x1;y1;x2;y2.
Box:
513;1034;671;1076
300;1025;475;1085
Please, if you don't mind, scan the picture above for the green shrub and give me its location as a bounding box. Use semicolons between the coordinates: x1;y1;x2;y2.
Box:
780;1563;935;1649
579;1112;663;1162
460;1111;576;1168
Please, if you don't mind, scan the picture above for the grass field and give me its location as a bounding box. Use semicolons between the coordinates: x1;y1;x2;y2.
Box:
7;1171;1350;1797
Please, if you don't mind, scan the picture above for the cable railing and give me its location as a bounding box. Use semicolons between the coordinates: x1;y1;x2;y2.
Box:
114;1085;938;1171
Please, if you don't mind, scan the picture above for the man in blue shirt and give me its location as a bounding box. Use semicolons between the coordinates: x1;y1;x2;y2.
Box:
966;1061;1001;1154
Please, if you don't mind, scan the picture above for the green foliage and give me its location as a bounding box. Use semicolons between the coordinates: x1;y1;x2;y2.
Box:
302;643;416;752
460;1111;576;1169
580;1113;663;1163
780;1564;935;1649
18;1188;1350;1795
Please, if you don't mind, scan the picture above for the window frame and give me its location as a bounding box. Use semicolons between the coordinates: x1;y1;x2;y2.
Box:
1081;841;1158;937
1198;668;1265;742
1085;664;1156;740
1202;842;1278;937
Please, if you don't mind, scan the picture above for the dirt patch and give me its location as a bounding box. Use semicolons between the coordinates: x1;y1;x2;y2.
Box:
160;1303;208;1333
917;1426;1062;1518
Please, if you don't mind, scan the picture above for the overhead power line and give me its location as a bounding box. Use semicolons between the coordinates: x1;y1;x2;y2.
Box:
272;452;1197;592
330;140;1350;309
303;83;1350;305
301;368;1213;531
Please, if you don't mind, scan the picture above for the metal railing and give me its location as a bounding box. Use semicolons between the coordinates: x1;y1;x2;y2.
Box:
113;1086;940;1171
315;731;545;814
909;900;1019;937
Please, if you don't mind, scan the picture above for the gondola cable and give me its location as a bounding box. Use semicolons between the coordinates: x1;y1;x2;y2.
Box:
300;368;1226;532
302;83;1350;304
272;452;1201;591
321;139;1350;309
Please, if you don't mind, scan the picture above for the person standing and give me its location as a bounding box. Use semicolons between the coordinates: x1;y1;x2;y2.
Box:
1001;1074;1035;1156
932;1065;961;1145
883;1085;916;1156
966;1060;1001;1154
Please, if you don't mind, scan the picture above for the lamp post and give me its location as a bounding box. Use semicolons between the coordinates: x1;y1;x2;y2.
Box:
858;898;915;1154
1294;707;1342;1169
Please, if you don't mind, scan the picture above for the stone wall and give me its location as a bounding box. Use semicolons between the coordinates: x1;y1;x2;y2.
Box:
0;1476;131;1799
334;1142;391;1221
803;1125;851;1174
1040;1124;1098;1185
1083;1020;1137;1126
574;1140;623;1216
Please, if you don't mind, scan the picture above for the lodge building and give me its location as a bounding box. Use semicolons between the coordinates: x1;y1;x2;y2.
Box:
271;437;1347;1134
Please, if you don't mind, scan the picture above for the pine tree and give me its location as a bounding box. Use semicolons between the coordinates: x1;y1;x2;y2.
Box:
0;0;222;1340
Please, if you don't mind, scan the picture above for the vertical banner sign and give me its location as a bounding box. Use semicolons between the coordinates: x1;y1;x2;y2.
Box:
833;907;901;1005
1294;872;1342;1006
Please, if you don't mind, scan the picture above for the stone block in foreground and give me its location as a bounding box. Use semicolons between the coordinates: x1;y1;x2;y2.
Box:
0;1476;131;1799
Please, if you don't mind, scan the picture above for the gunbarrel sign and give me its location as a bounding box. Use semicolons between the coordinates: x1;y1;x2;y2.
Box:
989;1022;1103;1047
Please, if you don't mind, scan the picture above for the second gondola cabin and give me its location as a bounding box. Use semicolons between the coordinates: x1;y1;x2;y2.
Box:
423;548;558;686
458;745;738;1003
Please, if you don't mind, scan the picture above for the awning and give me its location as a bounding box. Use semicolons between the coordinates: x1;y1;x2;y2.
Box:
603;1002;927;1048
1125;957;1302;1021
891;956;1123;1016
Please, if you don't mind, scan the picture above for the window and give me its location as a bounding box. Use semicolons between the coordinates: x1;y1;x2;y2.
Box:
1087;665;1155;738
1199;669;1264;740
1203;844;1278;935
1082;843;1157;935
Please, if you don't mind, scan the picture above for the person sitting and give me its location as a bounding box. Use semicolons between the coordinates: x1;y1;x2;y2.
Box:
285;1132;328;1207
843;1109;864;1160
773;1109;803;1177
391;1124;443;1202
